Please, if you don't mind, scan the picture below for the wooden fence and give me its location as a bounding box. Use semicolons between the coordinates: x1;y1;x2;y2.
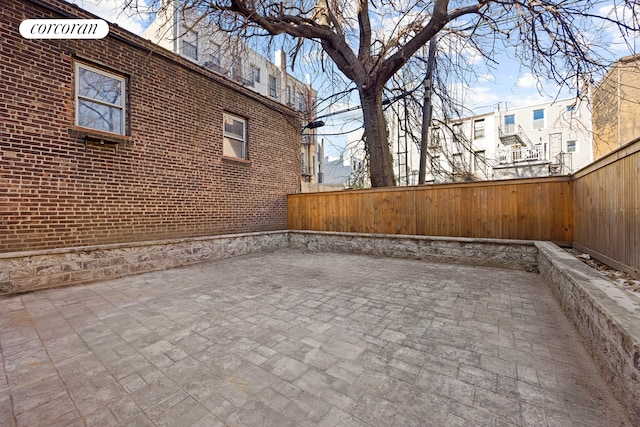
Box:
573;140;640;277
289;177;574;245
288;139;639;278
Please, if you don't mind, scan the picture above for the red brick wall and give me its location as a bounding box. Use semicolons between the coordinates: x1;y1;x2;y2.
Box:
1;0;302;252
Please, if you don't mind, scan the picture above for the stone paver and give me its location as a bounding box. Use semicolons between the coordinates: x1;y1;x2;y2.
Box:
0;249;630;426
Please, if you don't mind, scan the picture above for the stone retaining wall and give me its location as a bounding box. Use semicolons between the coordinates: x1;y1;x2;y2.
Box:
0;231;288;295
0;231;540;295
288;231;539;272
536;241;640;425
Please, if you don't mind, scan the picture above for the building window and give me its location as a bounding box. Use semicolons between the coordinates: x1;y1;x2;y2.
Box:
532;108;544;129
286;85;292;105
474;119;485;139
452;123;463;140
452;153;464;170
231;56;243;80
474;150;486;173
429;127;441;148
75;63;126;135
203;43;221;71
567;140;577;153
564;103;579;119
504;114;515;134
223;113;247;159
268;75;278;99
180;29;198;60
250;65;260;85
297;92;305;111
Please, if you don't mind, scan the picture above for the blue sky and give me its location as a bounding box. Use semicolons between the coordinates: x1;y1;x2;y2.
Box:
69;0;638;158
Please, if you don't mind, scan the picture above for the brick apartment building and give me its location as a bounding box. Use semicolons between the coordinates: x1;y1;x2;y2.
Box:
1;0;302;253
592;54;640;159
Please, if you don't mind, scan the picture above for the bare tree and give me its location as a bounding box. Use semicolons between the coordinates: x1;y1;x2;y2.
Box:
140;0;638;187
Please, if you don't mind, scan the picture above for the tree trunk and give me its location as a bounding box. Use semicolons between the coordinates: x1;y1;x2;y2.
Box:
359;88;396;187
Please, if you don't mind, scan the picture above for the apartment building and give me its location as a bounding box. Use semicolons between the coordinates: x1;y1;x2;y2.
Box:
592;54;640;159
142;2;323;184
2;0;302;252
391;97;593;184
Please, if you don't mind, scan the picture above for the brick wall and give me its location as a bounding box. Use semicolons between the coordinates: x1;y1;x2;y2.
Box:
1;0;302;252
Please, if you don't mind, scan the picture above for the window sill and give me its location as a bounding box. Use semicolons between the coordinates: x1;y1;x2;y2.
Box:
69;127;132;146
222;156;252;165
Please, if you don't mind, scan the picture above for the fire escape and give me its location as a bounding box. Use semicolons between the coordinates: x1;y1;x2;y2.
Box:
496;124;543;164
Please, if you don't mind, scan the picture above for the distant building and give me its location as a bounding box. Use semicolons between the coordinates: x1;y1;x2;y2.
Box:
143;2;323;185
592;54;640;159
390;97;593;184
323;155;352;187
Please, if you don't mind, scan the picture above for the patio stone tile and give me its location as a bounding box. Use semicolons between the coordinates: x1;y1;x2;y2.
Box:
0;250;631;426
229;400;297;427
10;375;68;417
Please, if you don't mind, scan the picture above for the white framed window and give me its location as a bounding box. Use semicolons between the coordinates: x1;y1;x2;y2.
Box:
297;92;305;111
75;62;126;135
473;119;485;139
567;140;577;153
564;104;580;119
429;127;441;148
532;108;545;129
268;75;278;99
223;113;247;159
285;85;292;105
231;56;243;80
504;114;515;134
452;123;463;138
474;150;486;173
250;65;260;85
205;44;221;67
452;153;464;170
180;29;198;60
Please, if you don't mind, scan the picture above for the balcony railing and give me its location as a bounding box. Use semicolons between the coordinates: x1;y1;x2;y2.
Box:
497;145;544;164
498;124;532;146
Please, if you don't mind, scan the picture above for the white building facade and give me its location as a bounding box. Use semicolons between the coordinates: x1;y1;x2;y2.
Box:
390;97;593;184
142;3;323;185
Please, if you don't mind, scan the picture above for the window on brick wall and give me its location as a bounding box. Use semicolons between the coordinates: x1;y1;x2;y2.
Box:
223;113;247;159
75;63;126;135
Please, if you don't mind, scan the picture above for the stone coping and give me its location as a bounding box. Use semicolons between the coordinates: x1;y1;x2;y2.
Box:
536;241;640;425
0;230;288;260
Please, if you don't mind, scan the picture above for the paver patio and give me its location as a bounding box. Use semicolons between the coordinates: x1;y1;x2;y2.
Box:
0;249;630;426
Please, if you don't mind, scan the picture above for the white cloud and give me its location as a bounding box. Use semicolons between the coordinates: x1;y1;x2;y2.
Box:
69;0;153;35
478;73;495;83
515;73;539;89
596;3;640;54
505;93;548;108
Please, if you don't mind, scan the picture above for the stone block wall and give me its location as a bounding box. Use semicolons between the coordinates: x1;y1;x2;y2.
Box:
288;231;539;272
537;241;640;425
0;232;288;294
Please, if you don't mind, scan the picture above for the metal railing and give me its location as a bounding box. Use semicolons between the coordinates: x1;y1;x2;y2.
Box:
497;145;544;164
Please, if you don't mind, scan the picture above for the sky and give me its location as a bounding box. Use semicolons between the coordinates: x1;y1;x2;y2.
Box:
68;0;638;159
